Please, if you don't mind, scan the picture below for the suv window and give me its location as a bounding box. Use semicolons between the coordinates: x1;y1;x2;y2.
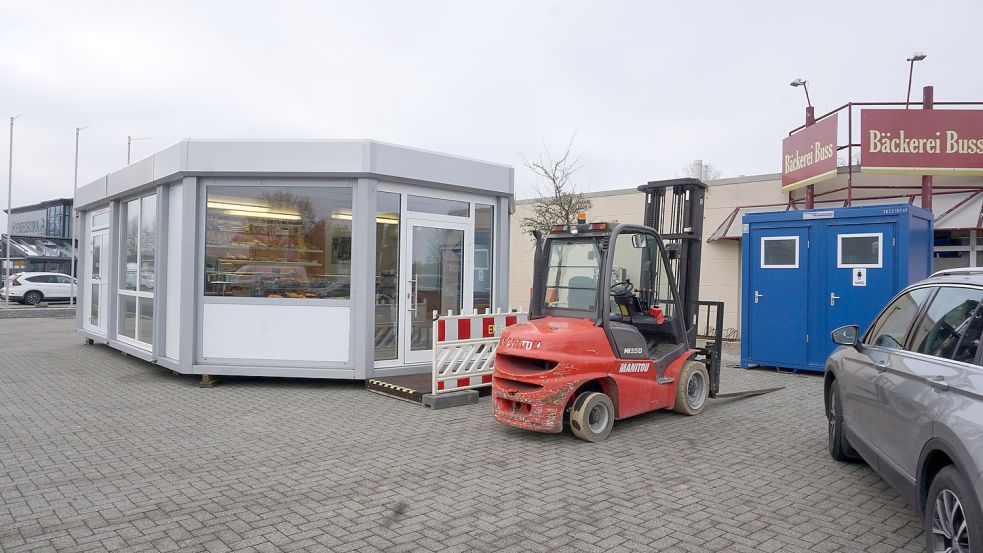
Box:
55;276;73;284
26;275;53;283
866;288;932;349
910;286;983;364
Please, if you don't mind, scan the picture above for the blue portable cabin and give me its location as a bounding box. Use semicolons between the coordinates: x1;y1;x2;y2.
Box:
740;204;933;373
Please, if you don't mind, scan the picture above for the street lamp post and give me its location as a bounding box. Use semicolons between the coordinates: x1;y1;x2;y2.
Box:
906;52;927;109
790;78;816;208
4;115;21;310
127;136;150;165
69;126;89;307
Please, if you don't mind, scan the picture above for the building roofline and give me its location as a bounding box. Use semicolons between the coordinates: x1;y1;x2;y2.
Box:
4;198;73;215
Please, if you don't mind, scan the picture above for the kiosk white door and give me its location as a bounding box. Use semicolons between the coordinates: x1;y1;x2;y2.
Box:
403;219;469;364
84;228;110;334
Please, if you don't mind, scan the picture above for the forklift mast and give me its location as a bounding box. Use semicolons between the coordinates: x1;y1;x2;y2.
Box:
637;178;707;347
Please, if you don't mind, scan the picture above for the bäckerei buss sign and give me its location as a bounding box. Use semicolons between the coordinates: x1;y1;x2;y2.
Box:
782;115;837;191
862;109;983;175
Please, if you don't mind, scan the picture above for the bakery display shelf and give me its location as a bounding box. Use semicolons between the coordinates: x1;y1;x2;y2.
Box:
216;259;323;267
206;243;324;254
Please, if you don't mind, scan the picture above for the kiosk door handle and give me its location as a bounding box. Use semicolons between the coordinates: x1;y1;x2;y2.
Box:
407;278;418;313
754;291;763;304
830;292;841;306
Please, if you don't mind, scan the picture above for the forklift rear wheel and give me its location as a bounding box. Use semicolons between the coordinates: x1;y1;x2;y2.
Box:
569;392;614;442
673;361;709;416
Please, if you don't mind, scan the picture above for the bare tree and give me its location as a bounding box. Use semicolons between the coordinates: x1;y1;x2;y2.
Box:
682;160;722;182
519;134;592;235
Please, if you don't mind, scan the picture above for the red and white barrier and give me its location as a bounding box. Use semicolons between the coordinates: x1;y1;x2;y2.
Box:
432;308;527;395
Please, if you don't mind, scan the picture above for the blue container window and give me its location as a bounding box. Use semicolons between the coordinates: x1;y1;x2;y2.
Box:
838;233;882;268
760;236;799;268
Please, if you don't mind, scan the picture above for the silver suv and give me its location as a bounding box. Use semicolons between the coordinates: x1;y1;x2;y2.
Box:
827;268;983;552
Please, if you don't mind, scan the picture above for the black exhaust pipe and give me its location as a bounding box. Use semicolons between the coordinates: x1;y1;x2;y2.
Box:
529;230;545;319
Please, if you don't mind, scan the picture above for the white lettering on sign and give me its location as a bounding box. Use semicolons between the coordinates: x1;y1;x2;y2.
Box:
803;211;835;219
852;268;867;287
619;362;649;373
623;347;644;355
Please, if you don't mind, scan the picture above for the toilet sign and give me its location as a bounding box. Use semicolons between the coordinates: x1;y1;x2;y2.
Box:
852;268;867;287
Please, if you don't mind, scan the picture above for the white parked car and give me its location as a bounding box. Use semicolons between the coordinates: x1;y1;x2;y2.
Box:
1;272;77;305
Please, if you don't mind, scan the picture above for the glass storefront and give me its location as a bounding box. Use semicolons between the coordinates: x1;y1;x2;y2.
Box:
203;185;353;299
374;192;400;361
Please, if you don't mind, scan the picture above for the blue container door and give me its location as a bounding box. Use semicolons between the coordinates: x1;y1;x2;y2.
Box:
823;221;897;361
746;226;810;367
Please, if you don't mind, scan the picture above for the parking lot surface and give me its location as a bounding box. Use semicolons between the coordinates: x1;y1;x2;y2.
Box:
1;319;925;552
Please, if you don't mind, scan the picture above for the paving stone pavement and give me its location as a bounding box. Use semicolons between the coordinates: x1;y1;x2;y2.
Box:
0;319;925;552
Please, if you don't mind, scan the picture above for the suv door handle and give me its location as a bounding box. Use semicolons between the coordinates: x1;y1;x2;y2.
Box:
928;375;950;392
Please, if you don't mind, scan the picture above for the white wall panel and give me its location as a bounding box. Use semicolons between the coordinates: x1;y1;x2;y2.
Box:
164;182;183;360
202;303;350;363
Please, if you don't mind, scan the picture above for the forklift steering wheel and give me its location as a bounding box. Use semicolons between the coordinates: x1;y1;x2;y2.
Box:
610;281;634;296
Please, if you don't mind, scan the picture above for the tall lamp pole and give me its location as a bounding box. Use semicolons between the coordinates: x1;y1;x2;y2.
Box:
790;78;816;209
906;52;927;109
70;125;89;307
127;136;150;165
4;115;21;310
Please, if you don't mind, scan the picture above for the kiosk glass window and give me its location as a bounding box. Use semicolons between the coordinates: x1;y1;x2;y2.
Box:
407;195;469;217
204;185;353;299
473;204;494;313
118;195;157;347
375;192;400;360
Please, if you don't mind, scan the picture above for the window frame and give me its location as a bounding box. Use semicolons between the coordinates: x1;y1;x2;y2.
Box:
760;236;799;269
863;285;935;350
904;284;983;367
837;232;883;269
116;193;158;349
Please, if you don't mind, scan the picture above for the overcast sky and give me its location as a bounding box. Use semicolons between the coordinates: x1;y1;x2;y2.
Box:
1;1;981;229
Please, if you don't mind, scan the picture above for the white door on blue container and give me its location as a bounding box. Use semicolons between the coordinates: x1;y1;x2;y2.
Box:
747;227;810;367
825;223;896;356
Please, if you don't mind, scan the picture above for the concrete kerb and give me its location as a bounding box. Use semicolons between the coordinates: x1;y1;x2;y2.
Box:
422;390;479;409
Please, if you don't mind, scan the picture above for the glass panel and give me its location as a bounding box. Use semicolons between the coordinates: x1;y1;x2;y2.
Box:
89;284;99;326
910;287;983;363
865;288;932;349
204;185;353;298
762;238;797;267
410;227;463;351
839;234;880;266
139;195;157;292
473;204;494;313
118;294;137;339
91;235;102;280
610;231;679;323
374;192;400;361
545;240;602;311
935;250;971;272
122;199;139;290
138;297;154;345
935;230;971;247
92;211;110;229
406;195;469;217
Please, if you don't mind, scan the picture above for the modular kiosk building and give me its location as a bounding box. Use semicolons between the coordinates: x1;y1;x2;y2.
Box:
73;140;513;380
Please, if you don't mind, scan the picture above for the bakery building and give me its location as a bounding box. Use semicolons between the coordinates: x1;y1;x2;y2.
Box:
508;98;983;339
73;140;513;381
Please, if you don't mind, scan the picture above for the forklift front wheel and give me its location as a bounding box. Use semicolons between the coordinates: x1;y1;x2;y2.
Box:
673;361;710;416
569;392;615;442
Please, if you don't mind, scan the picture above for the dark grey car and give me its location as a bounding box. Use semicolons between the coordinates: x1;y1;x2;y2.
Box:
826;268;983;552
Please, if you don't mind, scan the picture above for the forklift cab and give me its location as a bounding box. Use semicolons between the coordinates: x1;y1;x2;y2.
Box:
535;219;688;365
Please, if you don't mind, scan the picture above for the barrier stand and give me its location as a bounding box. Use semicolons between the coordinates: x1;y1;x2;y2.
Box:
422;307;527;409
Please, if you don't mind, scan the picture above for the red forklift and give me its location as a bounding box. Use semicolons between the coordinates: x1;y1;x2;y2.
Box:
493;178;761;442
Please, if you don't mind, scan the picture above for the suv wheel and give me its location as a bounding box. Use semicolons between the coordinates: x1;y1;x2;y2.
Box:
826;379;859;462
926;465;981;553
23;291;42;305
